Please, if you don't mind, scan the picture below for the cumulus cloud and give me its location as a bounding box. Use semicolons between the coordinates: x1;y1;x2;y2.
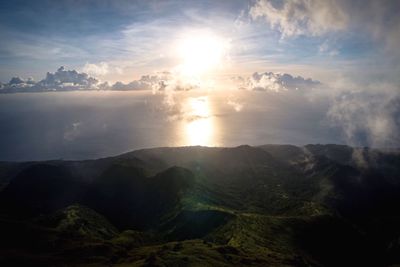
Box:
0;76;36;92
9;77;25;85
235;72;321;92
111;72;169;91
0;66;101;93
82;62;123;77
108;71;197;92
250;0;348;37
0;67;205;93
82;62;110;76
39;66;99;89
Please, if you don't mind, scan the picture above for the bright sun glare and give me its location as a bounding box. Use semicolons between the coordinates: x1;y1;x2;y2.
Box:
177;31;228;76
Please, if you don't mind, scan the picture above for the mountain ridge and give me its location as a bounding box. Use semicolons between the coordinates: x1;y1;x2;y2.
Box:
0;144;399;266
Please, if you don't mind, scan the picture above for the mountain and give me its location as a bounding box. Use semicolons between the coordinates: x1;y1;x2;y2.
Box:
83;165;195;229
0;164;86;217
0;144;399;266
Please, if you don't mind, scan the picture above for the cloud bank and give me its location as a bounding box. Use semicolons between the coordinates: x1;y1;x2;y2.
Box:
0;67;206;93
0;67;99;93
235;72;321;92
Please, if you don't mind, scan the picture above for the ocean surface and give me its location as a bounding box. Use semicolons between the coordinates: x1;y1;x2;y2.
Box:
0;90;341;161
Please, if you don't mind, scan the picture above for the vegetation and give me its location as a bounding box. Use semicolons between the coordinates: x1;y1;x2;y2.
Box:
0;144;399;266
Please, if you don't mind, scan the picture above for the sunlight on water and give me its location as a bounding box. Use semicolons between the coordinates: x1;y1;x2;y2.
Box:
184;96;215;146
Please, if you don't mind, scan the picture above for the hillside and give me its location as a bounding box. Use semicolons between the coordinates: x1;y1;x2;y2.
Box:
0;144;400;266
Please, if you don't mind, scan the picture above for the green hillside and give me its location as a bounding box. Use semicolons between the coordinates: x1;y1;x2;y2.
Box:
0;144;400;266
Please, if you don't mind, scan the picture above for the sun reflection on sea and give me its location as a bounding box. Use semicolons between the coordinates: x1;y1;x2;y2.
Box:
183;96;215;146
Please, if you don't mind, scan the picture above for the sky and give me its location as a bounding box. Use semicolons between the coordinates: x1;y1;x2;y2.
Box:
1;0;399;84
0;0;399;160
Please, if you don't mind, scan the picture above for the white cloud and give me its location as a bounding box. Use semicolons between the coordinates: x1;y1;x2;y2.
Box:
110;71;204;93
236;72;321;92
0;67;205;93
82;62;123;77
233;70;400;148
249;0;400;61
82;62;110;76
38;66;99;89
0;66;100;92
250;0;348;37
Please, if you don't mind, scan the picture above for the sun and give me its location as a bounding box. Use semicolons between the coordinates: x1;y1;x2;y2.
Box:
176;31;228;76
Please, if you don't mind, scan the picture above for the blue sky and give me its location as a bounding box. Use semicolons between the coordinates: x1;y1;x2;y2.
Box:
0;0;399;84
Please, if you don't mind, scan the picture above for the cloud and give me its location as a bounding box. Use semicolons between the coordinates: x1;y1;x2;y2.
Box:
64;122;82;141
249;0;348;37
82;62;110;76
39;66;99;88
235;72;321;92
0;67;206;93
232;70;400;148
110;79;155;91
11;77;34;85
227;99;243;112
249;0;400;59
9;77;25;85
0;76;36;91
327;85;400;148
82;62;123;77
1;66;398;149
109;71;198;92
1;64;399;149
0;66;99;92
